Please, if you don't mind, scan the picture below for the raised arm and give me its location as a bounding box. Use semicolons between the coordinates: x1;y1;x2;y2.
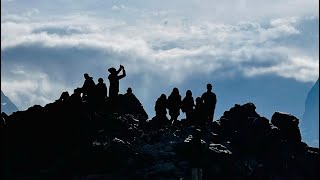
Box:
118;67;126;79
116;66;122;75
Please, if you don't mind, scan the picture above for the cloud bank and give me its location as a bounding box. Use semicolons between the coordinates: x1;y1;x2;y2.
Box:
1;1;319;116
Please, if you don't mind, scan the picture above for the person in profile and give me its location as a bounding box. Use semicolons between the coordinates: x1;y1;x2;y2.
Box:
181;90;195;121
82;73;96;101
155;94;168;119
201;83;217;123
167;87;181;124
108;65;126;100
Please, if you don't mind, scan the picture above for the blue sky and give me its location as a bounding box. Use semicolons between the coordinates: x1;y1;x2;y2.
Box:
1;0;319;123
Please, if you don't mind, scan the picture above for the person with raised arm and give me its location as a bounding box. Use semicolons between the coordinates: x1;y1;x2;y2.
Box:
108;65;126;100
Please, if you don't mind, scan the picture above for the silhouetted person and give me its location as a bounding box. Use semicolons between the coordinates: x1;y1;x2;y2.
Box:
58;91;70;102
181;90;195;121
108;65;126;100
201;83;217;123
94;78;108;111
167;87;181;124
125;87;148;118
125;87;141;106
155;94;168;119
69;87;82;105
193;97;206;126
96;78;108;100
82;73;96;101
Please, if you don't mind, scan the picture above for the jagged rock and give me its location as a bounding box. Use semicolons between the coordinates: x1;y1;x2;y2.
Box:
149;116;171;130
271;112;301;142
208;143;232;155
116;94;148;121
1;116;6;128
219;103;261;140
2;96;318;180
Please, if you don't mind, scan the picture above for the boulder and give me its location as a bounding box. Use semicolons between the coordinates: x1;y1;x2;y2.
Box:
271;112;301;142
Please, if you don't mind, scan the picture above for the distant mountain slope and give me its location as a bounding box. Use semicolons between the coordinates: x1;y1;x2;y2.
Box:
301;79;319;147
1;90;19;115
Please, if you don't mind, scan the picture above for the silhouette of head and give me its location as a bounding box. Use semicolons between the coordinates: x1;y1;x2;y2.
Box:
186;90;192;97
74;88;82;94
196;97;202;105
207;83;212;91
160;94;167;100
98;78;104;83
84;73;89;79
127;87;132;94
172;87;179;95
61;91;70;100
108;67;116;74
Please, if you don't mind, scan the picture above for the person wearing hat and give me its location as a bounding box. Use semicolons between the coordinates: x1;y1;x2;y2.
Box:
108;65;126;99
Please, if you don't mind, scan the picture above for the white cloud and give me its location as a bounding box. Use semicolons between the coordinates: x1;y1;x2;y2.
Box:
1;69;71;109
1;2;319;111
243;56;319;82
2;14;318;79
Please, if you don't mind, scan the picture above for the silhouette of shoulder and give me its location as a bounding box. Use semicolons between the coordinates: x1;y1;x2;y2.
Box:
201;91;216;104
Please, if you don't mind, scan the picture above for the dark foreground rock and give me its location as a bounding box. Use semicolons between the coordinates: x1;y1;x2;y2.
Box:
1;97;319;180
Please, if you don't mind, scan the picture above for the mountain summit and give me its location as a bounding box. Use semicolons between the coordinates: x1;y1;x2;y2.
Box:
301;79;319;147
1;90;18;115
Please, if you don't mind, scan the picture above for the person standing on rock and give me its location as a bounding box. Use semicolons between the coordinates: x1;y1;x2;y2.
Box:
125;87;140;107
155;94;168;119
96;78;108;99
201;83;217;123
181;90;195;121
125;87;148;119
193;97;206;126
82;73;96;102
167;87;182;124
95;78;108;109
108;65;126;100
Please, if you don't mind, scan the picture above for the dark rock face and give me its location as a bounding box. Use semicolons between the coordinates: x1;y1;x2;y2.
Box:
271;112;301;143
1;90;19;115
1;95;319;179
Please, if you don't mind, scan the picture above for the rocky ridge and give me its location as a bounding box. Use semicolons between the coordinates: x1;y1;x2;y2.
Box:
1;93;319;180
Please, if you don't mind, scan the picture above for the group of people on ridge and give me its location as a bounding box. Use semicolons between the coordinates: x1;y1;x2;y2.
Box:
155;83;217;125
57;64;217;126
58;65;129;107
